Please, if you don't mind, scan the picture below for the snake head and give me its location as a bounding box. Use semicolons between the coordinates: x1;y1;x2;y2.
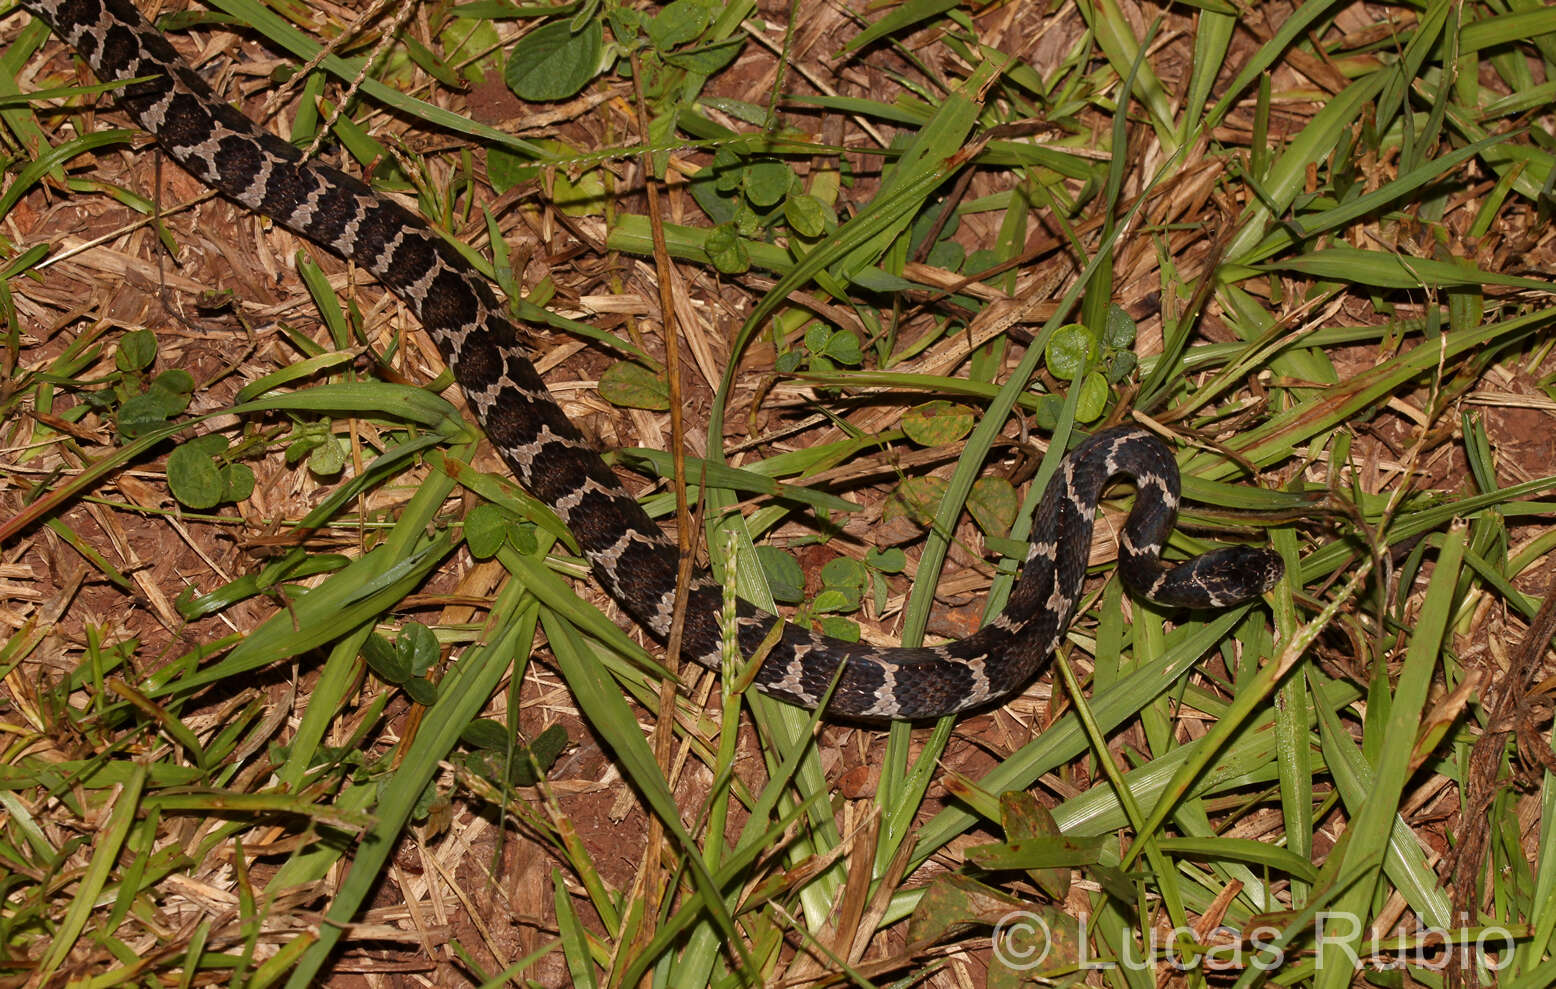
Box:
1148;545;1285;610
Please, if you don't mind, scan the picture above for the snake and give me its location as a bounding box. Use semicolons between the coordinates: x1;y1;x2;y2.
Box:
20;0;1285;720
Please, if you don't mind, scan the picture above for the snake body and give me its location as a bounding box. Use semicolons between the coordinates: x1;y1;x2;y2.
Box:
22;0;1283;719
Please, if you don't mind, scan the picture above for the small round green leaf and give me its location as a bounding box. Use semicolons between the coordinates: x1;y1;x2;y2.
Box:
505;20;603;102
152;368;195;398
606;6;648;45
1075;371;1109;423
140;384;191;421
705;223;750;274
221;462;256;503
711;146;743;193
866;546;906;573
816;616;860;642
551;165;607;216
166;444;224;509
732;202;759;238
811;587;858;614
116;330;157;372
118;391;178;438
185;433;229;456
1034;393;1063;433
499;723;572;784
820;556;867;591
403;675;439;706
925;238;965;271
466;502;517;559
510;522;539;556
488;146;536;195
966;248;999;273
1045;323;1098;381
461;718;510;750
755;545;805;604
902;401;975;447
743;160;792;208
647;0;709;50
783;193;831;238
870;571;889;614
527;723;570;769
362;632;411;684
689;166;735;225
283;438;314;466
1104;303;1137;348
460;751;500;785
822;330;861;365
599;360;670;411
397;621;440;677
804;324;830;354
967;476;1019;536
1104;349;1138;384
885;475;947;528
664;36;743;75
308;436;346;477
